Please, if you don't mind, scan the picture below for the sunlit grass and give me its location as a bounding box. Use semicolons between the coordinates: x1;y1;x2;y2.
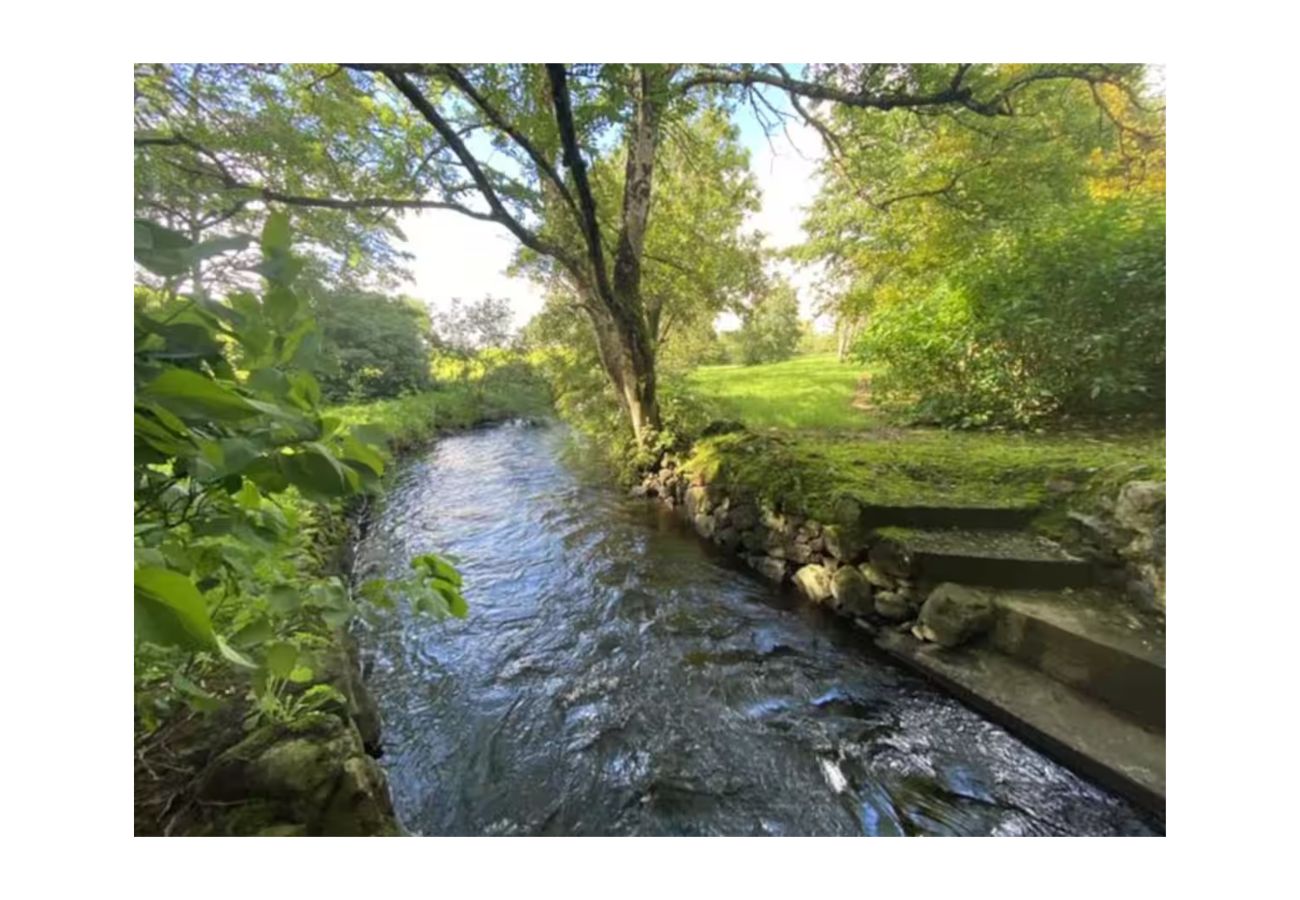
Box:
680;353;1165;513
687;353;879;431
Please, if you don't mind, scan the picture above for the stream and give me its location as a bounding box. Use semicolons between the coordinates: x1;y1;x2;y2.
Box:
352;422;1159;836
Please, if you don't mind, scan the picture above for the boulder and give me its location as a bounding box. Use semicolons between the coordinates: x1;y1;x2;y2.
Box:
830;565;873;616
822;524;867;562
685;485;712;520
693;512;716;539
867;539;912;579
729;503;759;531
787;540;814;565
832;495;863;527
750;555;787;583
714;526;741;551
874;590;913;622
857;563;895;590
792;564;834;603
1115;480;1165;533
916;583;995;648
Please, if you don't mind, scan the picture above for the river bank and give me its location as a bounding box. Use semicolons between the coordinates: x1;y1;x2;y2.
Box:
133;374;552;836
633;424;1166;814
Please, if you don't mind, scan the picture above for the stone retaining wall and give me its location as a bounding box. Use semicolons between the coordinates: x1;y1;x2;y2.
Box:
635;458;921;627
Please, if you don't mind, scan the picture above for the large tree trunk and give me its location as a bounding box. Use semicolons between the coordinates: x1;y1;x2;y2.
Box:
584;293;660;444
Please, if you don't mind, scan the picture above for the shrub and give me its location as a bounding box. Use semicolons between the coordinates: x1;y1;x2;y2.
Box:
855;197;1164;427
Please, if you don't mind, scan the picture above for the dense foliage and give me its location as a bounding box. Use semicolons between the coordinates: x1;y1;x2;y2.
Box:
137;63;1151;442
800;68;1165;427
858;197;1165;426
313;288;433;402
725;280;803;365
134;213;462;729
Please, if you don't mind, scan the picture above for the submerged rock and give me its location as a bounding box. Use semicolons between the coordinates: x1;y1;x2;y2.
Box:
792;564;833;603
916;583;995;648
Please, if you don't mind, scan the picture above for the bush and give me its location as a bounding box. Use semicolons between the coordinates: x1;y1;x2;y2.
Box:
855;197;1164;427
313;290;433;402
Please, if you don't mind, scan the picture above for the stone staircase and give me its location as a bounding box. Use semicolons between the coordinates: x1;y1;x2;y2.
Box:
854;505;1166;816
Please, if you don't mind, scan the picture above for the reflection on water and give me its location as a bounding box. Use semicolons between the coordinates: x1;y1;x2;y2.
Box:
353;423;1158;836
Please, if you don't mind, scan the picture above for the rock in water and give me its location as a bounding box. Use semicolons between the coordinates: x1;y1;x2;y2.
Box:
792;564;833;603
916;583;995;648
819;758;849;794
750;555;786;583
873;590;912;622
830;565;873;616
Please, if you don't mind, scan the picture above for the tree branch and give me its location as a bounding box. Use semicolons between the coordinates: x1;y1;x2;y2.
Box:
545;63;615;303
436;64;582;222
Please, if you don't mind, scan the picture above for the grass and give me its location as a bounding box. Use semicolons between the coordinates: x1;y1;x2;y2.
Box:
686;353;879;430
329;364;553;452
679;353;1165;518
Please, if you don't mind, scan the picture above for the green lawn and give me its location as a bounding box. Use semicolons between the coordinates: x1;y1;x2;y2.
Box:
680;353;1165;515
686;353;879;431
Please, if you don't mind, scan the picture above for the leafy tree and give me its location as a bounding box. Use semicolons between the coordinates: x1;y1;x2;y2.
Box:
798;65;1165;426
312;289;433;402
136;62;1152;443
733;279;802;365
432;296;516;355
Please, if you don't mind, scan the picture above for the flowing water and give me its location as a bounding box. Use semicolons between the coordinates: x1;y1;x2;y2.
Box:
353;422;1159;836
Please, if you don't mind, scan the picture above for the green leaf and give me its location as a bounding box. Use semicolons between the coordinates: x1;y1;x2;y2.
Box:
218;635;258;669
268;584;300;614
265;285;298;326
288;665;315;684
261;211;291;257
282;446;350;498
231;616;272;648
173;673;222;713
264;642;298;679
134;566;215;650
142;369;259;421
236;479;262;510
341;433;386;478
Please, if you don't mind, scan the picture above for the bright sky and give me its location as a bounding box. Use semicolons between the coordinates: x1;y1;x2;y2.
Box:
395;92;827;334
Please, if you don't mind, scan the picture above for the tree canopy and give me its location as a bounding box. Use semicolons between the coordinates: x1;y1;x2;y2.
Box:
136;63;1156;440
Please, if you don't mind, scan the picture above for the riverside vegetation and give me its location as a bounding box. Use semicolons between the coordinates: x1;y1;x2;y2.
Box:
135;63;1164;835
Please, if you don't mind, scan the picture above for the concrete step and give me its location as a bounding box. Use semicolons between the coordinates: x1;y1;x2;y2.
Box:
991;589;1165;732
878;527;1096;590
856;503;1040;531
872;628;1165;816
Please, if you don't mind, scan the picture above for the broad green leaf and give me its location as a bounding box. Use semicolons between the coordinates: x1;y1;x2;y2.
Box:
282;445;350;497
142;369;259;421
231;616;272;648
236;479;262;510
261;211;291;257
268;584;300;613
134;566;215;650
265;285;298;326
264;642;298;679
340;433;385;477
218;635;258;669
